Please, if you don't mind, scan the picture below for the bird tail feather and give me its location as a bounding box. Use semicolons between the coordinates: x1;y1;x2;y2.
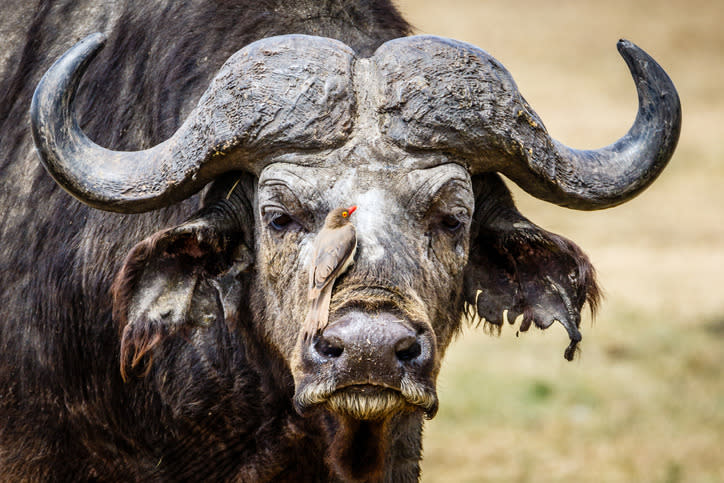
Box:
303;286;333;341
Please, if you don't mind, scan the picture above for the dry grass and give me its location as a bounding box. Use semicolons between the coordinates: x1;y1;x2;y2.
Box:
394;0;724;481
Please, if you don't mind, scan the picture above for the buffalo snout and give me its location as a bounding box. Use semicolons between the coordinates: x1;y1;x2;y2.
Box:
315;313;428;368
293;311;438;420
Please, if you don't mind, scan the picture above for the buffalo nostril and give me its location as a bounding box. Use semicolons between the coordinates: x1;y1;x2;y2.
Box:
395;336;422;362
314;336;344;358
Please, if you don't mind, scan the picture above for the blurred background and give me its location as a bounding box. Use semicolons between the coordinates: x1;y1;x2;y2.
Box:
394;1;723;481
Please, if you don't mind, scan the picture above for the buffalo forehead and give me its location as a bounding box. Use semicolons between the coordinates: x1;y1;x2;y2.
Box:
259;155;470;213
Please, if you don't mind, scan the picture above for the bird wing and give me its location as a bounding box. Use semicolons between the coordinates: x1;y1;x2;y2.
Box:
309;224;356;298
303;283;334;338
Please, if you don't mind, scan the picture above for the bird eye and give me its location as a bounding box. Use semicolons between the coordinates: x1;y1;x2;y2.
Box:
269;213;294;231
342;211;348;218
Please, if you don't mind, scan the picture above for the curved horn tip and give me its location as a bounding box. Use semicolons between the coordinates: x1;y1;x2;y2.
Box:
68;33;108;69
31;32;107;114
80;32;107;48
614;38;678;91
616;38;649;65
616;38;633;50
57;32;108;65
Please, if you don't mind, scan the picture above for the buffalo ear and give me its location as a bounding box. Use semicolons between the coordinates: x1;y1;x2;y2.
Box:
463;174;600;360
112;206;253;381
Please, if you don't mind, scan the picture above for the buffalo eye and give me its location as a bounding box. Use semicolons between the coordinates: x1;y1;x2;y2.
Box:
439;214;463;233
267;212;296;232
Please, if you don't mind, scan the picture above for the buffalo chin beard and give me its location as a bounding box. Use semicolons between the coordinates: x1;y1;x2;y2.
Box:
294;380;439;421
326;387;406;421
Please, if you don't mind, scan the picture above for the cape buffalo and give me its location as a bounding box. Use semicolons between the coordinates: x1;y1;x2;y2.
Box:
0;0;680;480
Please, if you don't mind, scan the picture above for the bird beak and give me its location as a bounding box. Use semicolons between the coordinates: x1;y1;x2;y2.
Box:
347;206;357;215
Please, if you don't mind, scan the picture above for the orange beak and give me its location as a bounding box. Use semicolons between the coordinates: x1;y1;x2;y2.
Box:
347;205;357;215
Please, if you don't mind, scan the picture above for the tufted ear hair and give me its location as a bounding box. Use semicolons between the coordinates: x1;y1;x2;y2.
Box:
463;174;600;360
112;176;255;380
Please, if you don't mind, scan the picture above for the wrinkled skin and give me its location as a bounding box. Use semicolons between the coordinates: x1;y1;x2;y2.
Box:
258;154;473;411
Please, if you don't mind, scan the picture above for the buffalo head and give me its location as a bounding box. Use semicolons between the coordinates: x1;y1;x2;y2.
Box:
31;31;679;477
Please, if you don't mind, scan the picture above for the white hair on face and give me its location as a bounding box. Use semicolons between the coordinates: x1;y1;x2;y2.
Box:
294;378;338;408
400;375;436;411
345;188;393;264
326;390;406;421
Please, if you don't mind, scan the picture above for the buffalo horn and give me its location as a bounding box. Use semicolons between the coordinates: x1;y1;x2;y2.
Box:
482;40;682;209
376;36;681;210
30;33;354;213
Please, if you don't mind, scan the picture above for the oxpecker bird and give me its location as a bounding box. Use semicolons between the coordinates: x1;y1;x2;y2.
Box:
304;206;357;339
